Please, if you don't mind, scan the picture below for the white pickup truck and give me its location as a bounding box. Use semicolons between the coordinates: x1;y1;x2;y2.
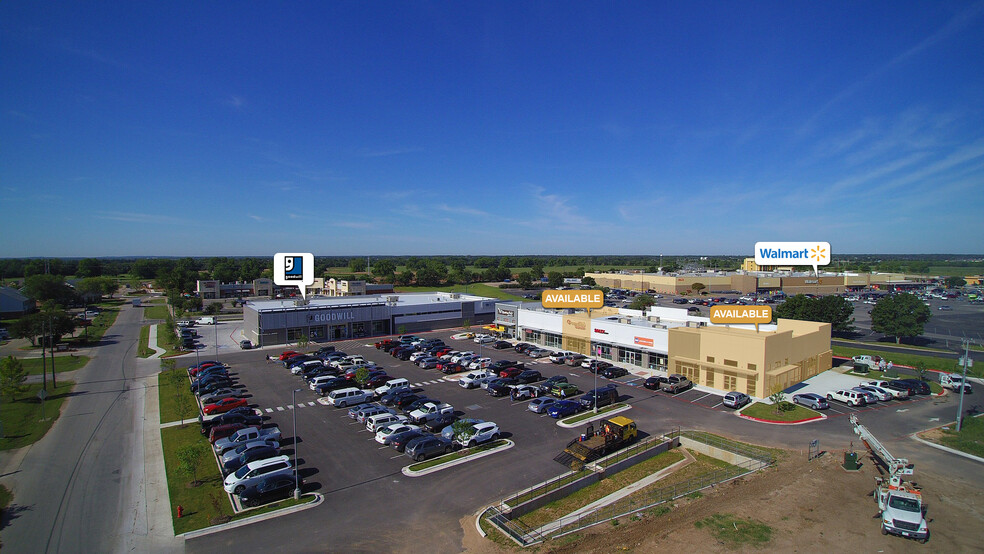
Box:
408;402;453;423
851;355;879;371
940;373;973;393
459;370;497;389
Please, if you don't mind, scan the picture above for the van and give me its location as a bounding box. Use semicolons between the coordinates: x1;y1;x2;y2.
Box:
197;316;216;325
222;455;292;493
327;387;373;408
309;375;335;390
365;412;408;433
578;386;619;410
374;378;411;397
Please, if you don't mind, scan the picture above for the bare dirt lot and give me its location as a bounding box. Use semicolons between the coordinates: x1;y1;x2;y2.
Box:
462;447;984;553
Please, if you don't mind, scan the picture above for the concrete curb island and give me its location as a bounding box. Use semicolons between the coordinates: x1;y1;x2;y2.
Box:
402;439;515;477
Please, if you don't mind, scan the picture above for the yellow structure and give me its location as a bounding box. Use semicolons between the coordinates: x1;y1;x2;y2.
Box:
741;258;794;272
668;318;832;398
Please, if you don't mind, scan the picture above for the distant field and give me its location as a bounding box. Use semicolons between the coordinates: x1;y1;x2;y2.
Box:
393;284;526;301
325;265;648;277
928;266;983;277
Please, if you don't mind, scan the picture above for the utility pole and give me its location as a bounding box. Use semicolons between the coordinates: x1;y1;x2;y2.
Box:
50;314;56;388
956;339;974;432
41;319;48;391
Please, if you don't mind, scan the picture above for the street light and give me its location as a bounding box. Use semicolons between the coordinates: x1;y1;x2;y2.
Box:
292;388;302;500
956;339;974;432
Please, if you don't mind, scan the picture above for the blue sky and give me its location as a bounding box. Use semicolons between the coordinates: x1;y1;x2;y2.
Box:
2;2;983;257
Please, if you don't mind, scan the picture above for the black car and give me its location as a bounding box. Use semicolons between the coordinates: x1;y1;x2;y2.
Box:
315;377;351;396
405;435;455;462
315;345;336;355
223;445;279;474
380;388;416;406
395;394;426;410
425;413;456;432
237;474;299;508
513;342;534;354
489;360;524;371
397;350;414;361
898;378;932;395
515;370;543;384
488;378;519;397
391;429;430;453
538;375;568;394
644;376;668;390
194;380;234;396
600;367;629;379
492;341;512;350
200;411;262;434
403;398;437;414
191;376;232;393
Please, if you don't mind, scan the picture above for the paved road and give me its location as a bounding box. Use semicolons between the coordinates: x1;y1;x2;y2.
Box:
0;303;180;553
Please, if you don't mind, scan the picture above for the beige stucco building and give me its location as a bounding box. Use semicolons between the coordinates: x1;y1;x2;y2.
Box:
668;318;832;398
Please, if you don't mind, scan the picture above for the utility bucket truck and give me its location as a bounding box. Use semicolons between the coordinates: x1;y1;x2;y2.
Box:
850;414;929;543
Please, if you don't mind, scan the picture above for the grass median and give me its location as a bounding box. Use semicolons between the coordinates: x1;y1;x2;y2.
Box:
740;401;820;422
68;304;121;346
0;381;75;451
138;326;154;358
158;371;200;424
144;304;169;320
560;403;628;425
833;345;972;378
16;355;90;375
408;439;509;471
925;415;984;458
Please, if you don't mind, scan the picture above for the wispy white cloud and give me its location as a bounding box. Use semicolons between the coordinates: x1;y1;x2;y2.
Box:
96;211;183;224
225;95;246;109
248;214;265;222
529;185;592;227
355;147;422;158
435;203;488;217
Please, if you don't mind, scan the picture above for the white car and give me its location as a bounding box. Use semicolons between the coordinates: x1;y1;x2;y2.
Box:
366;413;409;433
374;423;419;444
223;455;292;493
451;332;475;340
856;385;893;401
344;355;367;365
549;351;574;364
451;351;475;363
454;421;500;447
409;351;429;363
440;350;461;361
459;370;495;389
468;357;492;370
827;389;868;407
863;380;910;399
473;334;494;344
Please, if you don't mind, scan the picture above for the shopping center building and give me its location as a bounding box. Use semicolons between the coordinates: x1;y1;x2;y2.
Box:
493;303;831;399
243;292;497;347
583;270;931;295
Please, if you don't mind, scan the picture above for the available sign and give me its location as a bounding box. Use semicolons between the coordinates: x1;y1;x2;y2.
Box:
542;290;604;309
709;305;773;325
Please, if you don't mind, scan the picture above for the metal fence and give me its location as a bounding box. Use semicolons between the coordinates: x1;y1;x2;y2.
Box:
483;429;775;547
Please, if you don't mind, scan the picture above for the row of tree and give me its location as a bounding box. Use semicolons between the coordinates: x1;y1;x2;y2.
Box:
775;293;932;343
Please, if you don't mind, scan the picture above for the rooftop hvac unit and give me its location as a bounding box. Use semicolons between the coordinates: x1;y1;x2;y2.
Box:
619;317;631;324
647;316;661;323
450;293;461;299
386;296;399;303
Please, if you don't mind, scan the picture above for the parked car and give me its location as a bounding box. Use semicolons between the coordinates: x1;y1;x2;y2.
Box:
208;423;251;444
897;379;932;395
856;385;893;401
453;421;500;447
439;362;467;374
238;473;299;507
578;385;618;410
549;351;575;364
513;342;534;354
199;388;243;406
390;429;430;452
425;413;456;432
219;439;280;469
441;418;484;440
487;378;519;397
380;388;416;406
863;380;910;399
722;391;750;409
356;404;394;424
528;397;558;414
584;360;613;373
852;388;879;404
565;354;587;366
660;374;693;394
451;332;475;340
223;455;292;494
492;340;512;350
239;339;253;350
200;410;261;434
510;384;540;401
527;348;551;358
600;366;629;379
547;400;581;418
202;397;249;415
395;394;426;410
515;370;543;384
315;377;353;396
405;435;455;462
791;393;829;410
537;375;568;394
498;367;523;379
375;423;420;445
827;389;868;407
551;383;580;398
222;445;280;474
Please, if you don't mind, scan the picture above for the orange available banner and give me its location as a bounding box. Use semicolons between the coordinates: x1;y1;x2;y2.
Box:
541;290;604;309
709;305;773;324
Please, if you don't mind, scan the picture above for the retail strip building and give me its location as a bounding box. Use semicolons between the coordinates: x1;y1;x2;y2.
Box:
243;292;496;347
494;304;831;399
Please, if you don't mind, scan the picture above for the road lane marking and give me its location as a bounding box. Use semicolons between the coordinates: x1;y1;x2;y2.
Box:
265;408;274;413
276;406;285;411
308;402;315;406
297;403;305;408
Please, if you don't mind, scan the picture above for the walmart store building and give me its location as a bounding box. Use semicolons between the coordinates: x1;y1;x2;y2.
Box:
243;292;497;347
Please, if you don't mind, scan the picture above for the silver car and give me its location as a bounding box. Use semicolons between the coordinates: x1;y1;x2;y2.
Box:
220;439;281;467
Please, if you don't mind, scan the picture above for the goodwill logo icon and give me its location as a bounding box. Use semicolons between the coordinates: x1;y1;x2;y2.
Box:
273;253;314;299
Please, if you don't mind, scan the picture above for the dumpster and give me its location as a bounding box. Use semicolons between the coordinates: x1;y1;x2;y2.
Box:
843;451;860;471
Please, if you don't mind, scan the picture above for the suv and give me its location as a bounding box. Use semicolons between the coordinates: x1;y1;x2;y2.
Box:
722;391;750;409
578;385;618;410
405;435;455;462
223;455;292;494
827;389;867;407
454;421;500;447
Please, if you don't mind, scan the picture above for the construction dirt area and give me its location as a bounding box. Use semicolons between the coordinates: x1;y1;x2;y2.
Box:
460;446;984;553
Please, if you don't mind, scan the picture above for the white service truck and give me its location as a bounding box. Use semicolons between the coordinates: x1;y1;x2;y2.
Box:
939;373;973;393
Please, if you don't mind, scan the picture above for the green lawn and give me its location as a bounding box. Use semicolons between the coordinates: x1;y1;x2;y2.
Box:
161;424;314;535
138;326;154;358
927;266;983;276
0;381;75;450
741;401;820;422
393;283;526;302
14;355;90;375
157;324;190;358
158;371;200;424
833;345;972;379
0;482;11;546
67;305;121;345
934;415;984;458
143;304;169;320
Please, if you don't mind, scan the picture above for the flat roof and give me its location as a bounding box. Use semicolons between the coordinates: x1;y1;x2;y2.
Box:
247;291;493;312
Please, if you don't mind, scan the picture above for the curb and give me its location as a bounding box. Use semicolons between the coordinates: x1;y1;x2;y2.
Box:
176;493;323;539
402;439;514;477
736;412;827;425
557;404;632;428
910;432;984;464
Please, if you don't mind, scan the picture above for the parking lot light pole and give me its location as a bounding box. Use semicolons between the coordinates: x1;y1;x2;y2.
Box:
956;339;973;432
292;388;302;500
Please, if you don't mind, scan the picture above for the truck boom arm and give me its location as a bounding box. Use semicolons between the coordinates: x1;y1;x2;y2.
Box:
850;414;913;487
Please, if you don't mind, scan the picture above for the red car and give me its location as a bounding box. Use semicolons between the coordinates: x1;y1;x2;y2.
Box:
499;367;523;379
208;423;248;444
202;397;248;415
278;350;300;361
440;362;466;374
189;362;223;377
375;339;395;349
434;347;452;357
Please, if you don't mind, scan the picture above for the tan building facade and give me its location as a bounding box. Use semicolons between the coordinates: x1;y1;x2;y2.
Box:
585;271;930;296
668;318;832;398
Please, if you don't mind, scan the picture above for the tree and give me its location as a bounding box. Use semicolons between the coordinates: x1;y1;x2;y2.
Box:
354;367;371;386
547;272;564;288
451;420;476;445
23;274;76;304
371;259;396;284
774;294;854;331
238;258;263;282
628;294;657;311
76;258;103;278
870;293;931;344
11;313;44;346
582;276;596;286
517;272;533;289
176;442;209;487
348;258;367;273
691;282;706;296
944;276;966;288
768;385;789;415
396;270;415;286
0;356;29;401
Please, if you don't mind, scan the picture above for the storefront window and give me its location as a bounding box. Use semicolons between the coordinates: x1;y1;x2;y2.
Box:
372;320;389;335
524;330;541;344
309;325;327;341
544;333;563;348
594;344;613;360
352;322;367;338
619;348;641;366
287;328;304;342
647;353;667;370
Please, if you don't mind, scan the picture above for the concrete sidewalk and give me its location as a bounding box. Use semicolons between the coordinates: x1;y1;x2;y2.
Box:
147;322;166;359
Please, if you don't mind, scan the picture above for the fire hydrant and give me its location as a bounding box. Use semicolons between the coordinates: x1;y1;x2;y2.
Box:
177;505;183;518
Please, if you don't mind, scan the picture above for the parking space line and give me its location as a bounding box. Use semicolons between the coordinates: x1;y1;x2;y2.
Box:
691;393;712;403
276;406;285;411
287;405;294;410
296;403;305;408
265;408;273;413
389;454;404;459
710;402;723;409
307;402;315;406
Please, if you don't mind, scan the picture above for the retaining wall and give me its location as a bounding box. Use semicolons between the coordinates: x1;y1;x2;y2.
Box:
678;436;759;466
